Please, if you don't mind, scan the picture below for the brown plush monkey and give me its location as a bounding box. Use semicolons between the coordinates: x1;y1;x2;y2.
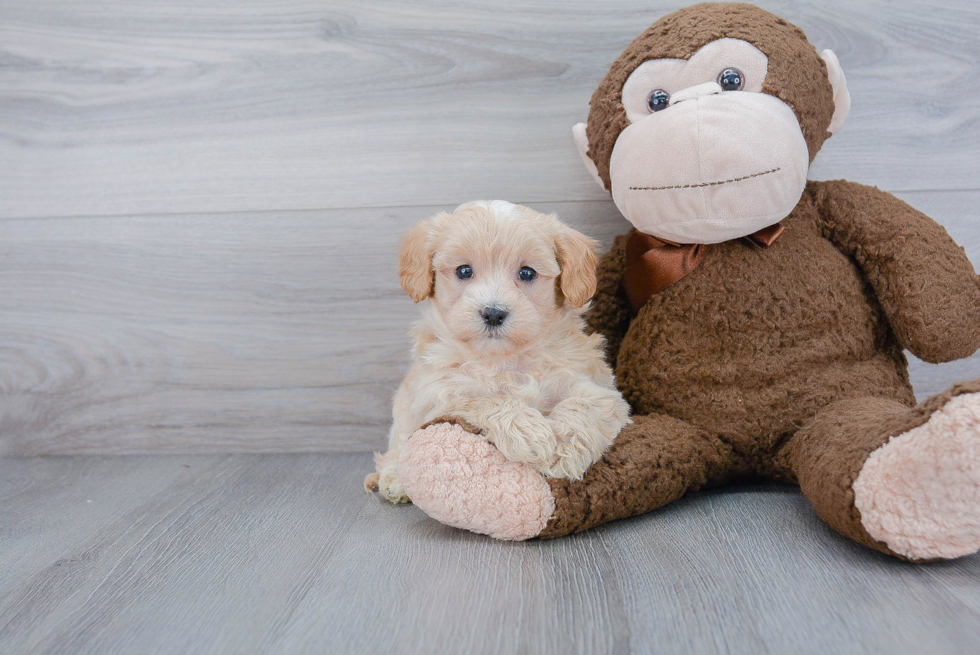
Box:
396;3;980;561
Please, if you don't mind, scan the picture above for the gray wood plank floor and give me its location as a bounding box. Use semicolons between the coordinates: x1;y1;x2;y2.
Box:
1;454;978;655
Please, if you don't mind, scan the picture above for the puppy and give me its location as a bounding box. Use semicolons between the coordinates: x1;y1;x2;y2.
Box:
366;200;630;504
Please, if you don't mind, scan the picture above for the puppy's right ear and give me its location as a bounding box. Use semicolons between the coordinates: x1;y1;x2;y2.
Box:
399;218;436;303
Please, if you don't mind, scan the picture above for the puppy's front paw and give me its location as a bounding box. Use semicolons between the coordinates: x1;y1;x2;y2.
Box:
538;434;592;480
543;395;628;480
481;400;558;470
535;416;594;480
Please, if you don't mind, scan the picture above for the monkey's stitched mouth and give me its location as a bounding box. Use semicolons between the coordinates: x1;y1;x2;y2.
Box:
629;167;781;191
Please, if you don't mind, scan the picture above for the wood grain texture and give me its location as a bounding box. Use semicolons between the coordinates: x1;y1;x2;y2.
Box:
0;201;630;456
0;454;978;654
1;0;979;219
1;193;976;456
2;4;978;650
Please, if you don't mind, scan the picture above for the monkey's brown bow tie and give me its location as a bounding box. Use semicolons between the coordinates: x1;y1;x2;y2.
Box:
622;223;784;311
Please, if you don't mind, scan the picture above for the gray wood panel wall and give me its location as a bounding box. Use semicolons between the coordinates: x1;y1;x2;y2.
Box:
1;0;978;456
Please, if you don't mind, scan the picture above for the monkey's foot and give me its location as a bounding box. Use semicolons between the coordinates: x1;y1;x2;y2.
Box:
398;423;554;540
854;392;980;560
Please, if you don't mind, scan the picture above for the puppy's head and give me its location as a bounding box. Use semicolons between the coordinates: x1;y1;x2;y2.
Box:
400;200;599;355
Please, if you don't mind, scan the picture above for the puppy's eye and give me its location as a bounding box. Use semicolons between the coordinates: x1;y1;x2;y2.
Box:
456;265;473;280
518;266;537;282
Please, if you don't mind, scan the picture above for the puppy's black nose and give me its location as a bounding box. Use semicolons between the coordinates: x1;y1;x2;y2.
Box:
481;306;508;327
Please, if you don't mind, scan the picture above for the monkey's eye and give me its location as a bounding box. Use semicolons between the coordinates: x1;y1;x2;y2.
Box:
647;89;670;112
717;68;744;91
518;266;537;282
456;265;473;280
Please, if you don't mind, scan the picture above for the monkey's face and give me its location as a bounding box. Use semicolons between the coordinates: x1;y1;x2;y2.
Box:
610;38;810;244
573;7;850;245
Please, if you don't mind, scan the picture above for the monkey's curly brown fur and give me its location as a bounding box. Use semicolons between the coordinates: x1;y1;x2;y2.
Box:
541;180;980;559
537;4;980;559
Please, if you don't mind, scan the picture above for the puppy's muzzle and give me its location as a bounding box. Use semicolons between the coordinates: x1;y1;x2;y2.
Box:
480;306;508;327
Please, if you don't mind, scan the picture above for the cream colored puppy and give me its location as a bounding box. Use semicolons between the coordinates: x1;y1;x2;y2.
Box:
366;200;630;504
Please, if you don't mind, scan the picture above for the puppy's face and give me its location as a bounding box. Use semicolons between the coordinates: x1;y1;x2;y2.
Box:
400;201;599;356
430;206;561;355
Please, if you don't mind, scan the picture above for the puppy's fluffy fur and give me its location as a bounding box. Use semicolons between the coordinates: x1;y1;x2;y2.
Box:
366;201;630;504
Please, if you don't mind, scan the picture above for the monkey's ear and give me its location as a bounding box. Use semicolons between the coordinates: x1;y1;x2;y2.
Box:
821;50;851;135
572;123;606;189
399;218;437;303
556;224;599;308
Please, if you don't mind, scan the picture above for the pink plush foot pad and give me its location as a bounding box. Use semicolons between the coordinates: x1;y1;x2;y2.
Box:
398;423;555;541
854;392;980;560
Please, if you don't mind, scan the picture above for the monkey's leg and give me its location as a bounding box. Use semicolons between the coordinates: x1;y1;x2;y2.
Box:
397;414;737;540
781;381;980;561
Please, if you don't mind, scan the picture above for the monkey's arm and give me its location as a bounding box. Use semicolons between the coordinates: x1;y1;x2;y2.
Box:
585;233;634;368
810;179;980;363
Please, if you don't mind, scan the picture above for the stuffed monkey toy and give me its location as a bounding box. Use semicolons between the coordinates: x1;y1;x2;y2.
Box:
395;2;980;561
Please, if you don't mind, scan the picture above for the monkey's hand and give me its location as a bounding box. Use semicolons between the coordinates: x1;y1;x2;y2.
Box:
812;180;980;362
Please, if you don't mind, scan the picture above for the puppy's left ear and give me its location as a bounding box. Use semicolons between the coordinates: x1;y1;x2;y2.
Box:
399;217;438;303
556;224;599;307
